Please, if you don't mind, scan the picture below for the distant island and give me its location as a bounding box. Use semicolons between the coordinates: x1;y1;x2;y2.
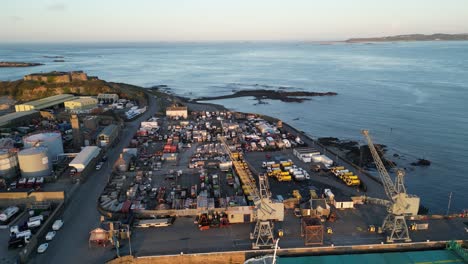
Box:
0;61;44;67
192;89;337;103
346;33;468;43
43;55;64;58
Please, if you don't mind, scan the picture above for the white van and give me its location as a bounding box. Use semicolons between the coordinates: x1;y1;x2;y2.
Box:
0;206;20;222
28;215;44;223
16;230;32;239
27;219;41;228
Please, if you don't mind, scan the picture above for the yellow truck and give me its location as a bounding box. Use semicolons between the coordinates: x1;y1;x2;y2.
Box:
331;166;345;172
345;178;360;186
292;190;302;200
277;174;292;182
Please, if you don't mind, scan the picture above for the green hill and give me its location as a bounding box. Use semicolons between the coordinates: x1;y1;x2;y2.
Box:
0;78;147;106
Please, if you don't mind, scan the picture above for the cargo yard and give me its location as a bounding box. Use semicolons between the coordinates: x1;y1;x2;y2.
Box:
0;85;467;264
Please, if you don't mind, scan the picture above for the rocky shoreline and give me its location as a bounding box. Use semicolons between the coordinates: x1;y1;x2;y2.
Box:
192;89;337;103
0;61;44;67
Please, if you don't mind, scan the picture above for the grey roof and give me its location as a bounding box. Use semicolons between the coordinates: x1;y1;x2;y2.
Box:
310;198;327;209
16;94;75;109
98;124;118;137
0;110;39;126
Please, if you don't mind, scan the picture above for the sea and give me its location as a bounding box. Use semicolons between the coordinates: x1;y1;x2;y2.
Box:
1;41;467;213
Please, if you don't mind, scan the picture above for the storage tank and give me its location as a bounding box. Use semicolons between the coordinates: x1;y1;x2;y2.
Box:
18;147;52;178
24;132;64;162
0;150;19;180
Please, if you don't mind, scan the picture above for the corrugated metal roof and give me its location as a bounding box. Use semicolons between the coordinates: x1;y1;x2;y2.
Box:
98;124;118;137
69;146;101;171
16;94;75;109
0;110;39;126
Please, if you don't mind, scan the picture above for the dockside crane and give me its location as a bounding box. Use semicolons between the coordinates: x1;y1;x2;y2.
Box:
219;134;283;249
361;130;420;243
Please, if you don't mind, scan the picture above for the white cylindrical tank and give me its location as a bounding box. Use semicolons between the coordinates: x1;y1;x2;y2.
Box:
18;147;52;178
24;132;64;162
0;150;19;180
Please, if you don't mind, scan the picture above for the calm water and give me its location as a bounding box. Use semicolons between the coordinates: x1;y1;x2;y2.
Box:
1;42;467;212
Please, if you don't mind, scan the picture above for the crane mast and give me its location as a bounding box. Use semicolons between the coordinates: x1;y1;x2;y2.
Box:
218;130;283;249
361;129;398;200
361;129;419;243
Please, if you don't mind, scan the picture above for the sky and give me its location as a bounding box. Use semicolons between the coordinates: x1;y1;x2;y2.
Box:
1;0;468;42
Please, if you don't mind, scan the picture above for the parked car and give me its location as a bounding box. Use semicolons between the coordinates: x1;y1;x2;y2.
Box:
52;219;63;231
37;243;48;253
45;231;56;241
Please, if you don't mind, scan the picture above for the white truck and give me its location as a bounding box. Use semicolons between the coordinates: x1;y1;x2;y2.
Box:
262;161;276;168
294;173;305;181
0;206;19;222
324;189;335;201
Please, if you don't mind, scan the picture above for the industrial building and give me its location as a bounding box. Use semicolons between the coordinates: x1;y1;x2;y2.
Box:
69;146;101;172
97;93;119;103
97;124;119;147
17;147;52;178
0;111;40;127
166;105;188;119
64;97;98;111
0;150;19;180
15;94;75;112
23;132;64;162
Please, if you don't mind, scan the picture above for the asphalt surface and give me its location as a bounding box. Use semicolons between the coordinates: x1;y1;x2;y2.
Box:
31;94;158;264
23;95;468;262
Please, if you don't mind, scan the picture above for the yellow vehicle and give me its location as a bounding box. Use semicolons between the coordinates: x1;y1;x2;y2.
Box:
280;161;293;167
271;163;280;168
331;166;345;172
309;190;318;199
277;175;292;182
278;229;284;237
344;175;359;180
368;225;376;232
327;227;333;234
345;179;361;186
292;190;302;200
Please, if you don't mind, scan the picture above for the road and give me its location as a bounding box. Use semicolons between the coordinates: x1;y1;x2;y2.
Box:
32;93;158;264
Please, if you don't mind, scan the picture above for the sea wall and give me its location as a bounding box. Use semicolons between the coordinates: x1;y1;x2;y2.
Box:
106;240;460;264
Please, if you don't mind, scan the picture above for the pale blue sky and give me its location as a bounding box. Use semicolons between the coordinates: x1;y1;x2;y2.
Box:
1;0;468;42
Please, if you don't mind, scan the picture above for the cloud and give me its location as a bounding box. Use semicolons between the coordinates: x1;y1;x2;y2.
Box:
47;3;66;11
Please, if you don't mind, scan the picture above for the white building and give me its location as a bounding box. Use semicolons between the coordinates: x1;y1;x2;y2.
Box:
64;97;98;111
97;93;119;103
69;146;101;172
166;106;188;119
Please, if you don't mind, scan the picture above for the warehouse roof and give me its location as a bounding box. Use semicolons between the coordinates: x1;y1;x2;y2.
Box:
69;146;101;172
166;106;187;111
0;110;39;127
65;97;98;104
98;124;118;137
16;94;75;110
